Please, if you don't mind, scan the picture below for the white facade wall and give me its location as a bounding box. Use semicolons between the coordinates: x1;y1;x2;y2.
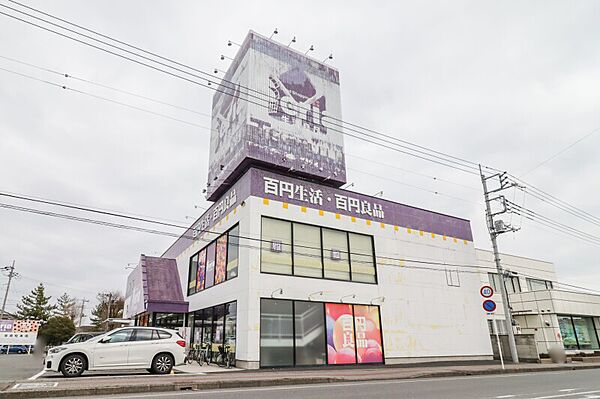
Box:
173;195;494;367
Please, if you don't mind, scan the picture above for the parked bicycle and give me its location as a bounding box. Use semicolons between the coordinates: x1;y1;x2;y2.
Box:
199;341;211;366
184;344;200;365
215;344;234;368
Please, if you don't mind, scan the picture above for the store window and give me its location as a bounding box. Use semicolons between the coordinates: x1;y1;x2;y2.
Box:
153;313;184;329
558;315;600;350
260;217;377;284
227;225;239;279
260;299;294;367
349;233;376;283
260;299;383;367
212;305;225;361
187;224;239;296
261;218;293;274
188;253;198;295
190;302;237;360
293;224;322;278
294;301;326;365
322;228;350;280
526;278;553;291
205;242;216;289
224;302;237;357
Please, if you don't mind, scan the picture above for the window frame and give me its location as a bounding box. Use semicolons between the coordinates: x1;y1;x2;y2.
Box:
259;298;384;368
557;315;600;351
260;216;377;285
187;223;239;297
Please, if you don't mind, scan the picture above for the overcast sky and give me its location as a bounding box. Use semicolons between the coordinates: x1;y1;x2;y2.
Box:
1;1;599;321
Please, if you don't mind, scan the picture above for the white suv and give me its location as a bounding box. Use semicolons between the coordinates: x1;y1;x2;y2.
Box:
44;327;186;377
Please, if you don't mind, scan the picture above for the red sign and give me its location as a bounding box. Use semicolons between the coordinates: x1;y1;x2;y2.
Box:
480;285;494;298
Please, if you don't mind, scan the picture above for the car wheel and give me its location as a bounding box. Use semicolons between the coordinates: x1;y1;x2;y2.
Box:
151;353;174;375
60;354;86;377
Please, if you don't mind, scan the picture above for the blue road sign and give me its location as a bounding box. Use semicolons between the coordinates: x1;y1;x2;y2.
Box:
483;299;497;312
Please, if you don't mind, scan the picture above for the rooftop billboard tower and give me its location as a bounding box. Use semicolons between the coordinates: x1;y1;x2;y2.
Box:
206;31;346;201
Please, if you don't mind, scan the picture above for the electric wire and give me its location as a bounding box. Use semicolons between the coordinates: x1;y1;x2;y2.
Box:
0;3;484;176
4;0;485;174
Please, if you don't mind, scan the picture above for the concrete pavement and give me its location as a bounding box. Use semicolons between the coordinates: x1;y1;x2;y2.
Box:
2;361;600;398
48;368;600;399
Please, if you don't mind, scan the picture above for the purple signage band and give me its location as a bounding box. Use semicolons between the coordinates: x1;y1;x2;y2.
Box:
164;167;473;260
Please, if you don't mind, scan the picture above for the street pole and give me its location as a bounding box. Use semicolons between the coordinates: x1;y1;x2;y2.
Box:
480;165;519;364
0;260;16;320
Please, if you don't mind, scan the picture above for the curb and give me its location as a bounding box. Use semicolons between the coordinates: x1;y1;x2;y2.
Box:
3;364;600;398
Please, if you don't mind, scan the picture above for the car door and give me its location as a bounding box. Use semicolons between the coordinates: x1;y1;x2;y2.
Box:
127;329;159;367
92;328;134;368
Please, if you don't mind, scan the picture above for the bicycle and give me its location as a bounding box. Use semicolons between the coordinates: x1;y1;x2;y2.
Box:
184;344;200;365
199;342;212;366
215;344;234;368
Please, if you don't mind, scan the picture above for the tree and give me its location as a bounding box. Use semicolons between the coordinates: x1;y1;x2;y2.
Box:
90;291;124;329
16;283;56;322
39;316;76;345
55;293;77;321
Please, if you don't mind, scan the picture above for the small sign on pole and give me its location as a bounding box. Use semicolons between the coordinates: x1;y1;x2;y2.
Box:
479;287;504;370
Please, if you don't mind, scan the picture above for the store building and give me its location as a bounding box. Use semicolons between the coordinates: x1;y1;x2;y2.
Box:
124;30;497;368
476;250;600;355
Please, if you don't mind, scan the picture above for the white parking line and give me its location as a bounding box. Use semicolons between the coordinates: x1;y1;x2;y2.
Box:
27;370;46;380
496;395;516;398
526;390;600;399
558;389;577;392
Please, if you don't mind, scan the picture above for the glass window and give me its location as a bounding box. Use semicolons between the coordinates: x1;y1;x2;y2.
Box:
188;253;198;295
325;303;355;364
558;316;579;350
354;305;383;363
294;301;326;365
322;228;350;280
293;224;323;278
107;329;134;343
507;276;522;294
260;299;294;367
572;316;600;350
192;310;203;347
156;330;172;339
261;218;293;275
201;307;213;346
227;225;239;279
215;235;228;285
205;243;216;288
196;249;206;292
527;278;552;291
224;302;237;357
212;305;225;360
154;313;184;329
133;329;156;341
349;233;376;283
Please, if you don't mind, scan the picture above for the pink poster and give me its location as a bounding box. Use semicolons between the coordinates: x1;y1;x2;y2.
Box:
215;235;228;285
196;249;206;292
325;303;356;364
353;305;383;364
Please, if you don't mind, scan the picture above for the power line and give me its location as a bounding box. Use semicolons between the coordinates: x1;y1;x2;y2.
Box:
0;3;485;176
2;195;600;296
519;126;600;177
0;66;211;130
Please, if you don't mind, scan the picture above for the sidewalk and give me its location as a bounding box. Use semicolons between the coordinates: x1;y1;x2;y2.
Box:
2;361;600;398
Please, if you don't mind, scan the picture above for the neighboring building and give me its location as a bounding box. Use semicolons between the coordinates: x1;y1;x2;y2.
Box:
476;249;600;355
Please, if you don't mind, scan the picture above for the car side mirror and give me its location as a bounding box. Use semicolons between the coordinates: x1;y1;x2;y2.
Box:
99;337;110;344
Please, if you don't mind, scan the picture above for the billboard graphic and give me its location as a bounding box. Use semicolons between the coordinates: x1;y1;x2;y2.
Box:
207;31;346;200
0;319;40;346
325;303;356;364
354;305;383;363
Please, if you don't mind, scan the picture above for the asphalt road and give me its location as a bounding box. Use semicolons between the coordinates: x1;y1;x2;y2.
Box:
0;353;44;382
52;368;600;399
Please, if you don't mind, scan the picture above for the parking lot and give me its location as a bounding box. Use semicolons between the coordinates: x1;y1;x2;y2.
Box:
0;353;44;382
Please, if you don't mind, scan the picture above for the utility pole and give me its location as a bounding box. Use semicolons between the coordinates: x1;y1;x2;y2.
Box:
479;165;520;364
1;260;17;320
78;298;89;328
